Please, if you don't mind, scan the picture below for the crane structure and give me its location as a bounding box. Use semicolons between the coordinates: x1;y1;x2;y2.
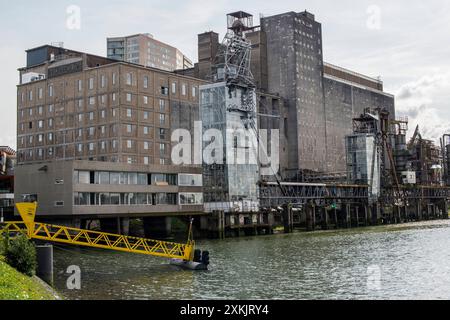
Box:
0;203;199;263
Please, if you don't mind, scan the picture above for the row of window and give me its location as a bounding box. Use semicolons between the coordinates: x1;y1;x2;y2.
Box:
73;171;203;187
20;73;199;105
73;192;203;206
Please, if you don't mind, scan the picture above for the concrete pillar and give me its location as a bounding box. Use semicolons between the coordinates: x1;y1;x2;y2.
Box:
143;217;172;240
306;202;314;232
444;200;449;220
346;204;351;228
323;207;329;230
364;206;369;226
121;218;130;236
36;244;53;287
334;208;338;229
283;205;293;234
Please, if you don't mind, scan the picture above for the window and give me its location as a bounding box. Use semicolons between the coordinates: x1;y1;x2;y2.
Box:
78;114;83;122
48;104;54;113
29;108;33;116
127;140;132;149
78;80;82;92
143;96;148;105
136;193;148;205
127;124;132;133
112;93;117;102
77;144;83;153
159;143;166;156
127;108;132;117
178;174;203;187
143;111;149;120
89;97;95;105
126;73;133;85
100;141;106;150
38;120;44;129
192;86;197;97
101;95;106;104
159;114;165;126
179;193;203;205
89;78;94;90
110;172;120;185
100;126;106;135
89;112;94;121
96;172;110;185
143;76;149;88
159;99;165;112
112;73;116;85
101;110;106;119
159;128;166;140
144;141;149;150
172;82;177;94
38;88;43;99
29;90;33;101
143;126;149;135
77;171;90;184
110;193;120;205
126;93;132;102
48;132;53;142
38;134;43;142
138;173;147;185
101;75;106;88
161;86;168;95
38;106;43;115
89;143;95;151
49;85;53;97
88;127;95;136
181;84;186;95
144;157;149;165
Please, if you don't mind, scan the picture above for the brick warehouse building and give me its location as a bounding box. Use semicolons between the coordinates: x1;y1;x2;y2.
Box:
15;45;205;236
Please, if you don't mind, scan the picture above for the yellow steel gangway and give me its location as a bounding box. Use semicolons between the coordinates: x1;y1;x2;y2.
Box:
0;203;197;263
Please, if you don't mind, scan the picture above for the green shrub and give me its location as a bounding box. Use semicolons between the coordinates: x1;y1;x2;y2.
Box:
5;235;37;277
0;233;8;256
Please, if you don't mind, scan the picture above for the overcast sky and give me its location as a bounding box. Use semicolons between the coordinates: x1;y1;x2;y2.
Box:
1;0;450;149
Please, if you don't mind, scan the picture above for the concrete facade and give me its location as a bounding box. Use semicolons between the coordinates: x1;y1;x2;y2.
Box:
107;34;193;71
15;160;203;218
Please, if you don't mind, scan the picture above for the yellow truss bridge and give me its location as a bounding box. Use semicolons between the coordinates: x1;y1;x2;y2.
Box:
0;203;195;262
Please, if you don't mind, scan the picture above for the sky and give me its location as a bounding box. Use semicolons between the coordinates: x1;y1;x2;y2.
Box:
1;0;450;149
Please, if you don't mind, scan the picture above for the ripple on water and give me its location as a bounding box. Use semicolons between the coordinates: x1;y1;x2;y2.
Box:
53;220;450;300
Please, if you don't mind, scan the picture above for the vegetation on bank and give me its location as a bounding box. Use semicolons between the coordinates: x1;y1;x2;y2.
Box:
0;234;56;300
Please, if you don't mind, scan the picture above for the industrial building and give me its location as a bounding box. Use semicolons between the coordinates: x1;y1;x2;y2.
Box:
107;33;193;71
184;11;395;178
12;9;450;239
15;45;205;237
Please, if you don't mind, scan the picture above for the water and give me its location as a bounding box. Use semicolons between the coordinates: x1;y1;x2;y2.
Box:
53;220;450;300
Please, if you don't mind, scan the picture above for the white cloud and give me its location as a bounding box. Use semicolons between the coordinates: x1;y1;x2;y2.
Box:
395;73;450;143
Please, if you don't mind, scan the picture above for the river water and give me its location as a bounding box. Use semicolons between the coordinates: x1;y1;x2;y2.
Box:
52;220;450;300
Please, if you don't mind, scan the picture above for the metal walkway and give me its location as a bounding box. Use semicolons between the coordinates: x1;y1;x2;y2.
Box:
0;203;195;261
